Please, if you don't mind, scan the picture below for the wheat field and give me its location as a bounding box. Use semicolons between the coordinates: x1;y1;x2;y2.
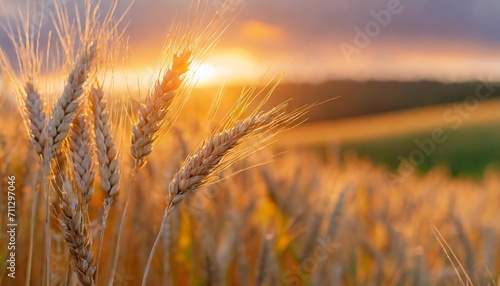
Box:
0;1;499;286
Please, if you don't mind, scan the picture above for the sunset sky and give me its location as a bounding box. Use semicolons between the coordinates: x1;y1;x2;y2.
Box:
2;0;500;84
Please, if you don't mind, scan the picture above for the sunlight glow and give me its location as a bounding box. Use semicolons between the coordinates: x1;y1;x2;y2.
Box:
191;64;216;85
202;49;261;84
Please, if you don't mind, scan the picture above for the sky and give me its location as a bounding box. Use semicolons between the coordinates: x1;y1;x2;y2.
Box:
2;0;500;84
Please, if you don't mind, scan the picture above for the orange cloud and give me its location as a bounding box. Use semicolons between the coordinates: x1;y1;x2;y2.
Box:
240;21;286;43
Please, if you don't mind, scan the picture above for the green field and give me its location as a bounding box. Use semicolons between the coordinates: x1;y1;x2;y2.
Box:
342;121;500;177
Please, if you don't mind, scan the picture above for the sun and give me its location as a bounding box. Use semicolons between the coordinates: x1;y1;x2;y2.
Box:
192;63;216;85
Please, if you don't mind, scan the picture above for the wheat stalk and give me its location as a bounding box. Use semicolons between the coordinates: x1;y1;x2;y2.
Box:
22;82;47;285
326;186;349;239
59;180;97;286
90;86;121;281
142;97;310;284
300;211;324;261
9;41;47;286
256;233;275;286
142;103;293;285
216;200;254;282
109;51;192;285
130;50;191;168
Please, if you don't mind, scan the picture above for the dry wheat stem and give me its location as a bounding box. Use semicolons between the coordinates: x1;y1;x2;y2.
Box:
130;50;192;168
300;211;324;261
108;171;138;286
162;216;173;285
26;171;41;286
69;113;95;210
110;50;192;285
59;180;97;286
326;187;349;238
256;233;274;286
42;150;51;286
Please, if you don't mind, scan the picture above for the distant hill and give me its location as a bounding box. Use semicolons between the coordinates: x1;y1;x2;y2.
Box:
195;80;500;123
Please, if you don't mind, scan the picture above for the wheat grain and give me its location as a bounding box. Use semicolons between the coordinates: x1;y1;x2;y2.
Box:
24;83;47;156
68;113;95;209
141;103;294;285
130;50;192;168
90;86;120;202
118;51;192;285
167;105;286;208
59;180;97;286
47;43;97;160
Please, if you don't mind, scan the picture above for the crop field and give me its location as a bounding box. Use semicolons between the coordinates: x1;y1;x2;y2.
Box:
1;1;500;286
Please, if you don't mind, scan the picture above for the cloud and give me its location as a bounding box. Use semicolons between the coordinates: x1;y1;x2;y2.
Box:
3;0;500;82
239;21;287;43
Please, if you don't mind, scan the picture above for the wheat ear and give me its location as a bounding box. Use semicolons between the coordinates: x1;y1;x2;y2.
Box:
59;180;97;286
68;113;95;210
109;51;191;285
131;50;191;168
42;44;97;284
23;82;46;285
24;83;47;156
47;43;97;160
142;105;288;285
90;86;121;280
167;105;286;207
90;86;120;201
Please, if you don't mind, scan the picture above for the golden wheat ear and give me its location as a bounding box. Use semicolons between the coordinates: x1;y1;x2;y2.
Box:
167;104;288;208
47;43;98;160
131;50;192;168
24;82;47;156
91;86;121;202
59;180;97;286
142;97;309;284
68;112;95;211
90;85;122;278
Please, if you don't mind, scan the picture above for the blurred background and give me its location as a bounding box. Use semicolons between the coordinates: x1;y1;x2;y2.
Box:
2;0;500;177
129;0;500;177
128;0;500;177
